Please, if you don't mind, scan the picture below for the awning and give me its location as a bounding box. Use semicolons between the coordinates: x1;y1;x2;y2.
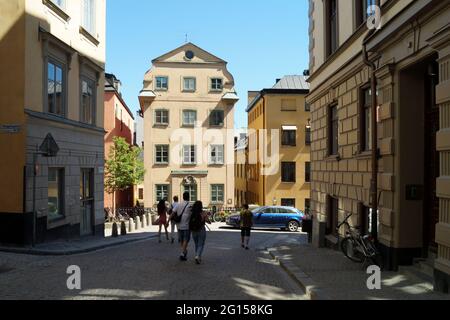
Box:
282;126;298;131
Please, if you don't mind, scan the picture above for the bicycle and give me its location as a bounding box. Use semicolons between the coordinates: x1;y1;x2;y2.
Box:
338;213;383;269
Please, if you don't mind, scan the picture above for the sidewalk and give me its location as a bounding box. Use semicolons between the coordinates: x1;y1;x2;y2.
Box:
0;224;160;256
268;244;450;300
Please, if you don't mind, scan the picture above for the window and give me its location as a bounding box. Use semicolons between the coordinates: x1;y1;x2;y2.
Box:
183;145;196;165
281;99;297;111
326;0;339;57
155;76;168;91
305;125;311;145
210;110;224;127
48;168;64;220
360;87;372;152
183;77;196;92
211;78;223;91
155;185;170;202
183;184;197;202
47;60;65;116
211;185;224;203
82;0;96;35
328;104;339;155
155;145;169;164
155;110;169;125
210;145;224;165
182;110;197;126
305;162;311;183
139;188;144;200
51;0;66;9
305;102;311;112
282;128;297;146
356;0;379;28
281;199;296;208
327;196;339;236
281;162;296;183
81;78;95;125
305;199;311;215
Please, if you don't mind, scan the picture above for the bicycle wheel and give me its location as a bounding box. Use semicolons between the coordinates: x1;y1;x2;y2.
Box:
341;237;365;263
213;213;222;223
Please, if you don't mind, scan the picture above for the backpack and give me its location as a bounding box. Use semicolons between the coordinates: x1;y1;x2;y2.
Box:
173;203;189;224
189;210;204;232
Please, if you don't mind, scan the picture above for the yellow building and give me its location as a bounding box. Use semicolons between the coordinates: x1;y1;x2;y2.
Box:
307;0;450;291
246;76;311;212
234;136;248;208
0;0;106;245
139;43;239;208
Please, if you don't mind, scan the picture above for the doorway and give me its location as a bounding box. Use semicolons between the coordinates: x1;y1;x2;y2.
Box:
80;168;94;236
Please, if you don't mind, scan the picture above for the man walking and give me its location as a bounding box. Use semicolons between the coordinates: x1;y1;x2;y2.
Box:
173;192;192;261
169;196;179;244
240;204;253;250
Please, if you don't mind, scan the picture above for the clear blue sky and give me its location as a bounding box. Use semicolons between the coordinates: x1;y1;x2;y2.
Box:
106;0;309;129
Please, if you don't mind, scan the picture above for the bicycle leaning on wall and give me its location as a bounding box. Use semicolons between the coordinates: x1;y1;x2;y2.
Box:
338;213;384;269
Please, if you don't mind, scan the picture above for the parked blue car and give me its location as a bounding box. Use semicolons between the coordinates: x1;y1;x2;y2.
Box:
226;206;305;232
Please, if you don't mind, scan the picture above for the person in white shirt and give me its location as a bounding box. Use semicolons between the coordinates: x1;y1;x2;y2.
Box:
173;192;192;261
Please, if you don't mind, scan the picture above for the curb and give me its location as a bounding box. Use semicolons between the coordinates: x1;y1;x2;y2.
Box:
267;247;330;300
0;234;158;256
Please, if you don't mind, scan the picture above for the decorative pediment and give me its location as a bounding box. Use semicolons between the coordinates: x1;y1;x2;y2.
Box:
152;42;226;64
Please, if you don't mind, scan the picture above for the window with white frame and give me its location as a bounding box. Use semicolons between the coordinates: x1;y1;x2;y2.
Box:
210;78;223;91
155;145;169;164
154;109;169;125
183;77;196;92
211;185;224;203
155;76;168;90
182;110;197;126
210;145;224;165
183;145;196;165
82;0;96;35
155;185;170;202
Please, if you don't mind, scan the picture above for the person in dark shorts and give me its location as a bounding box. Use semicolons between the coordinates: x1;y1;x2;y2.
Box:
240;204;253;250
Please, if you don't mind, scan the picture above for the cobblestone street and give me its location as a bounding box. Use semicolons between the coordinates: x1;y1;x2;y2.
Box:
0;225;307;300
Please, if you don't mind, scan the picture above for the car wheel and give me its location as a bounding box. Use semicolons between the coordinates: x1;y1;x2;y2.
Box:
287;220;299;232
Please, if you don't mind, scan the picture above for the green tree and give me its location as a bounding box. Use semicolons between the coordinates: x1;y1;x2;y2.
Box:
105;137;145;213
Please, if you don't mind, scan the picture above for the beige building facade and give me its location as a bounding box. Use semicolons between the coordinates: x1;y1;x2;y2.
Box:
0;0;106;244
307;0;450;291
246;76;311;212
139;43;239;208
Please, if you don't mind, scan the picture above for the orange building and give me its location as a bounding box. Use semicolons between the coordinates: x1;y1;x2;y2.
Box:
104;73;135;209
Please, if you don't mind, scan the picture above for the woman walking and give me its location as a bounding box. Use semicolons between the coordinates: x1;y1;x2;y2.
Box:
157;200;169;243
190;201;211;264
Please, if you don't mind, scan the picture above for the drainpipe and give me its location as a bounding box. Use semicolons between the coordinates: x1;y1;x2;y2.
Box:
362;30;379;242
262;95;266;206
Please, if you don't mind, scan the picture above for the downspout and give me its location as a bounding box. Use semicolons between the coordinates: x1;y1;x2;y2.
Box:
362;29;379;242
262;95;266;206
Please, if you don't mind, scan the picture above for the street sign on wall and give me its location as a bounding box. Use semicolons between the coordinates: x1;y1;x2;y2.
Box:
0;125;21;134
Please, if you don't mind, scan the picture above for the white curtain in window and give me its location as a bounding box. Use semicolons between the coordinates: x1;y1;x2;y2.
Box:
82;0;96;34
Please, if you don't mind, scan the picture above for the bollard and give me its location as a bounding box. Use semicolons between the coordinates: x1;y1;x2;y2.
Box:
135;216;141;230
120;221;127;236
142;215;147;228
129;219;135;232
141;215;145;229
112;223;119;238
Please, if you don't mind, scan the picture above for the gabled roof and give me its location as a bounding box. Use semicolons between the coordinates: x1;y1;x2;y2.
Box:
104;74;135;120
152;42;227;64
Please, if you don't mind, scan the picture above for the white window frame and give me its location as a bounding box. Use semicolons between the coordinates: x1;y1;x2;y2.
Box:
182;110;197;127
154;109;169;126
82;0;96;35
210;78;223;91
183;145;197;165
183;77;196;92
155;185;170;203
155;145;169;165
211;184;225;203
155;76;169;91
210;145;224;165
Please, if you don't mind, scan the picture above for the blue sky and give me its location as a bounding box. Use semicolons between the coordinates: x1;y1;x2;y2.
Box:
106;0;309;129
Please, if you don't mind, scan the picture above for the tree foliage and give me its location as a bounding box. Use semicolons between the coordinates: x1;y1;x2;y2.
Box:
104;137;145;194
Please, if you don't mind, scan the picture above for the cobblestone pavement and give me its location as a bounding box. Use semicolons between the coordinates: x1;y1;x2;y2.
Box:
0;224;307;300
